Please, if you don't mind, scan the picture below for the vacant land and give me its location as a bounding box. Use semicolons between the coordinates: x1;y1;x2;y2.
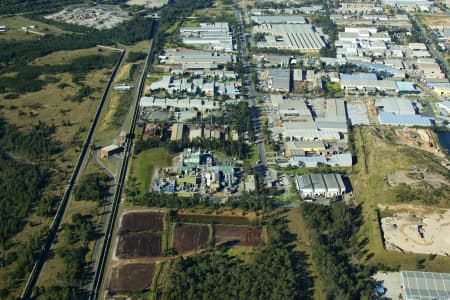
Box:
95;43;149;147
418;15;450;26
129;148;174;194
116;233;163;258
127;0;168;7
0;15;69;41
214;225;262;246
173;224;210;254
176;213;252;225
108;263;156;293
120;211;165;232
30;47;106;65
351;126;450;271
387;170;449;189
382;210;450;255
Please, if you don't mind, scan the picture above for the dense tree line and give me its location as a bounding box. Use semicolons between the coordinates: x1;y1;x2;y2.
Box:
163;214;313;299
32;212;98;298
152;0;215;53
61;213;96;245
0;117;59;246
0;0;86;15
126;51;147;63
0;227;48;299
134;136;251;160
128;191;274;211
301;203;373;299
1;120;59;160
0;16;155;70
0;155;48;245
73;172;111;204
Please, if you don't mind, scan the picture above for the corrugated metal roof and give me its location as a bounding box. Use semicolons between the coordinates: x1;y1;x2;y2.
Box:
376;98;416;115
401;271;450;300
378;112;433;126
396;81;417;92
347;103;370;126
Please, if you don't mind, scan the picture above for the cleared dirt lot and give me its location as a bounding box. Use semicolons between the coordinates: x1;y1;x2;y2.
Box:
176;213;252;225
108;263;156;293
173;224;210;254
116;233;162;258
381;210;450;256
120;211;164;232
387;171;450;189
126;0;168;7
214;225;262;246
419;15;450;26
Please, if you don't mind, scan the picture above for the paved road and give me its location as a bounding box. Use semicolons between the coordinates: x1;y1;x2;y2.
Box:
89;37;156;300
411;14;450;79
87;150;116;292
235;9;267;167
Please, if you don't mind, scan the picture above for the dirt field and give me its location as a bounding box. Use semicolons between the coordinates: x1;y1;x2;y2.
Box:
126;0;168;7
108;263;156;293
120;211;164;233
214;225;262;246
394;128;450;168
173;224;210;254
381;210;450;256
387;171;450;189
419;15;450;26
176;213;252;225
116;233;162;258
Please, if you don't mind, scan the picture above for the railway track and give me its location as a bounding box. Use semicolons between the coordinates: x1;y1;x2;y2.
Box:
89;36;156;300
20;49;125;300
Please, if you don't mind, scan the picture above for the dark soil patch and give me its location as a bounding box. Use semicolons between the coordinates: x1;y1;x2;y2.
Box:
214;225;262;246
120;211;164;232
176;213;251;225
116;233;162;258
173;224;210;254
108;263;156;293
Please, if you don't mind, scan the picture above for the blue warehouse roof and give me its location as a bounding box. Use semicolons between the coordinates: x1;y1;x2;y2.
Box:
379;112;434;126
396;81;418;93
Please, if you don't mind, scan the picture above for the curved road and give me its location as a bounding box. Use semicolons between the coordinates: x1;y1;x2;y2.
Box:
89;36;156;300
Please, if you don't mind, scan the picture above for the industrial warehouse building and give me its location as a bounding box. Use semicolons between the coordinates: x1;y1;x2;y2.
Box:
254;24;327;51
180;22;233;52
375;98;416;115
400;271;450;300
251;15;307;24
378;112;434;127
295;173;346;198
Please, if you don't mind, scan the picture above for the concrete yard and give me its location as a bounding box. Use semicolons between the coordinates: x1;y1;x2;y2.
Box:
45;5;130;29
373;272;402;300
126;0;168;8
381;210;450;256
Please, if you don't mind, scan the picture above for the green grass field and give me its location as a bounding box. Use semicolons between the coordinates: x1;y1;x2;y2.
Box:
31;47;106;65
350;126;450;272
0;16;69;41
130;148;174;194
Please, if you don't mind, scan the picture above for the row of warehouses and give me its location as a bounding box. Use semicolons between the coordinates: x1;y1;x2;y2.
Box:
295;173;347;198
180;22;233;52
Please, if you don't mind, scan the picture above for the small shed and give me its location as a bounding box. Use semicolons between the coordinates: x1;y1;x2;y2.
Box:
100;145;121;158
